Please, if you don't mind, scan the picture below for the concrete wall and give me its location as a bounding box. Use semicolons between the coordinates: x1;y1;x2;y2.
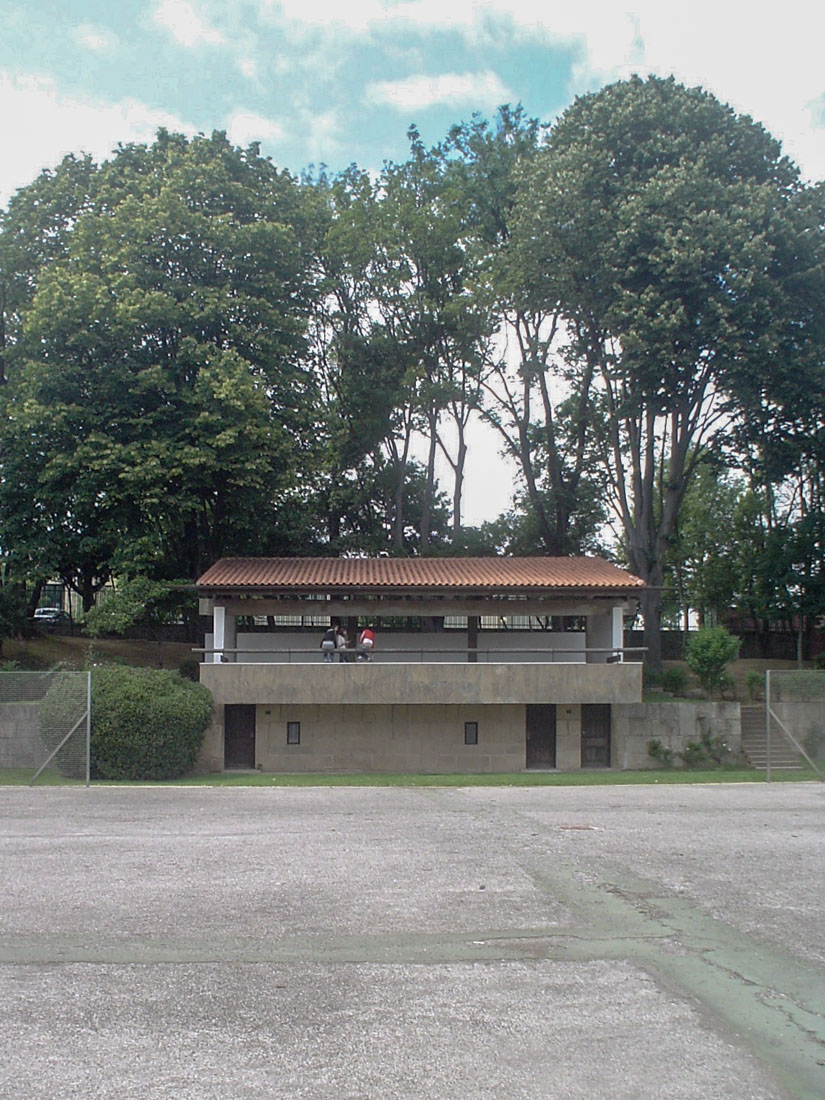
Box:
196;686;743;775
198;661;643;773
199;660;642;708
253;703;526;774
612;702;742;770
0;704;41;768
772;703;825;759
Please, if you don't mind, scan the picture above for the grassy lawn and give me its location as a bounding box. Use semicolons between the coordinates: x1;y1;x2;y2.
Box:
3;766;821;787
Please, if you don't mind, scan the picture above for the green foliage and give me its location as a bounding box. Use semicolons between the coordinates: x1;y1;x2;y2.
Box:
647;738;675;767
84;577;196;638
746;671;765;701
660;666;689;696
685;627;742;695
679;731;731;769
647;727;731;770
38;672;89;778
40;666;212;780
0;584;28;652
0;131;318;591
510;75;816;667
91;666;212;780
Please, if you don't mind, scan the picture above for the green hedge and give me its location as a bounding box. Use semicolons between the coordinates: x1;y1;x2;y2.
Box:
40;667;213;780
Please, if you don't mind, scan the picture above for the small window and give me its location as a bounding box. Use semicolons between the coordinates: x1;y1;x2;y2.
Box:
464;721;478;746
286;721;301;745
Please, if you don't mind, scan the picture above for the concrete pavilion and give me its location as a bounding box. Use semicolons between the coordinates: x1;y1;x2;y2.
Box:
195;556;646;773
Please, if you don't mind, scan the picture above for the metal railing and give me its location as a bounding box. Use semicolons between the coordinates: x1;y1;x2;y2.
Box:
194;646;647;665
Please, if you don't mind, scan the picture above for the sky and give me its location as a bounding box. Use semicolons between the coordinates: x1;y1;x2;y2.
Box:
1;0;824;524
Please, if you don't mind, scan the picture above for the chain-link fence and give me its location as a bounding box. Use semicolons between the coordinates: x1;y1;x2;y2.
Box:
0;671;91;785
765;669;825;782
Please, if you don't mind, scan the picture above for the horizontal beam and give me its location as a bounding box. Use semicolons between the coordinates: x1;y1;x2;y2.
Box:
206;597;635;618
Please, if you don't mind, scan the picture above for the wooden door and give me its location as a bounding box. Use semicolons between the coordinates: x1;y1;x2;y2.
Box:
526;704;556;768
581;704;610;767
224;704;256;769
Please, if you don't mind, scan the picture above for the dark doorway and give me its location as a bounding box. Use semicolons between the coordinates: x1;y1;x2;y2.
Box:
581;704;611;767
224;704;256;769
526;704;556;768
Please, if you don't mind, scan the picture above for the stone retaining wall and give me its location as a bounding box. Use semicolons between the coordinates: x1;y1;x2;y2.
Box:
0;703;41;768
613;702;742;770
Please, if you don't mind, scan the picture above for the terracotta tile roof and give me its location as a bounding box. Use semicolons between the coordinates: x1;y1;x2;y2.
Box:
197;557;644;594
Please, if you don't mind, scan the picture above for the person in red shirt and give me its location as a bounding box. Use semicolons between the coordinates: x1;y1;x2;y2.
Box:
358;624;375;661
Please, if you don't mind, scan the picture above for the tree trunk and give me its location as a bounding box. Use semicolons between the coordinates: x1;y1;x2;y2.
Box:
639;583;664;673
420;415;438;553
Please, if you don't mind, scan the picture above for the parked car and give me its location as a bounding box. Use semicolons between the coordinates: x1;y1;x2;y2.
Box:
33;607;70;627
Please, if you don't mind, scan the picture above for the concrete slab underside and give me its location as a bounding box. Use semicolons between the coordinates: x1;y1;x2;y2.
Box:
1;785;823;1100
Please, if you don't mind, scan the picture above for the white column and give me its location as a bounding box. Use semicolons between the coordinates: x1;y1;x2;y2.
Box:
213;605;226;663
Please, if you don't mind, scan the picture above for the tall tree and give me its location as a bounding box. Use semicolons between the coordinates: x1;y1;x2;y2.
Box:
0;132;318;601
371;128;495;548
512;75;811;668
449;105;604;554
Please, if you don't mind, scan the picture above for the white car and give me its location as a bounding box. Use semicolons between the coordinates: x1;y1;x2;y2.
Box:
33;607;70;624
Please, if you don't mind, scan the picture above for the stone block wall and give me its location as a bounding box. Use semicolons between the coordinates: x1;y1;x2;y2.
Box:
612;702;742;769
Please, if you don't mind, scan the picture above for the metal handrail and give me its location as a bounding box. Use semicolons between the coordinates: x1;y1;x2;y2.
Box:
193;646;647;664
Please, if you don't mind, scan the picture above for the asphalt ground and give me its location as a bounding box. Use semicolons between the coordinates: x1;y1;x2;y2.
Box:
1;783;824;1099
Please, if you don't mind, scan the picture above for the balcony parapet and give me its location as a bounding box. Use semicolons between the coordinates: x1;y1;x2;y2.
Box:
199;658;644;707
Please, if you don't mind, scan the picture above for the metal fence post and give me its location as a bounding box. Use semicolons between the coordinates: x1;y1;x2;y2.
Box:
86;670;92;788
765;669;771;784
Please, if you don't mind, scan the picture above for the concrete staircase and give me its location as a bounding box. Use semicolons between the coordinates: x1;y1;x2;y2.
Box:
740;705;803;770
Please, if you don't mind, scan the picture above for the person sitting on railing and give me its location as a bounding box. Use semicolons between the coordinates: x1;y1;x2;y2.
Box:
358;624;375;661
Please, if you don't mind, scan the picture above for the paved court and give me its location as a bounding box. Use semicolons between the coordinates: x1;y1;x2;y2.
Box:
1;783;824;1099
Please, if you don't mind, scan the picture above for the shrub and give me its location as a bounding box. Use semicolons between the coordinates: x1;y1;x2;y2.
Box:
40;666;212;780
643;666;663;693
177;658;201;682
38;672;89;778
91;666;212;780
660;666;689;696
746;670;765;701
647;738;675;767
679;730;730;768
684;626;741;696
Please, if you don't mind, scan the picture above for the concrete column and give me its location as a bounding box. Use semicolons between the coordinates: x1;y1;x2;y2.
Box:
467;616;478;663
555;704;582;770
586;607;622;662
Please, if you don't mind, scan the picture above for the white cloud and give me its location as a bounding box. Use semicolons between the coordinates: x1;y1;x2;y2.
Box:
237;56;260;81
301;108;344;163
258;0;386;33
618;2;825;183
151;0;226;48
0;73;196;205
366;70;514;112
226;110;285;146
257;0;825;182
73;23;120;54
